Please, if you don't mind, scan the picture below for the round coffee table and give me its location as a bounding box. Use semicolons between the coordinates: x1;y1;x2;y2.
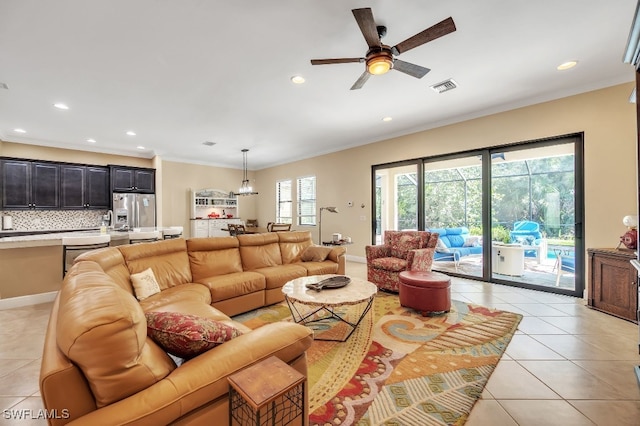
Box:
282;275;377;342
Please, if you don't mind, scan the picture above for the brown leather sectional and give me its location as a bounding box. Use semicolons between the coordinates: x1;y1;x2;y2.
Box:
40;231;346;425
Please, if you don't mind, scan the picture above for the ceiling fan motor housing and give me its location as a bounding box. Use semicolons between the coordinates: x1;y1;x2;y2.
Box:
366;45;394;75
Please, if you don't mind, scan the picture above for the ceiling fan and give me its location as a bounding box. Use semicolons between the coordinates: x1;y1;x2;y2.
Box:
310;8;456;90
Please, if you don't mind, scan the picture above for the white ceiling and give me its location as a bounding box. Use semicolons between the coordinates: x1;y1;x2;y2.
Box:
0;0;637;170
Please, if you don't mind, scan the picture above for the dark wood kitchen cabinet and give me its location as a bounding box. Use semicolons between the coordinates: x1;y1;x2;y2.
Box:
1;160;59;209
110;166;155;193
588;248;637;322
60;165;110;209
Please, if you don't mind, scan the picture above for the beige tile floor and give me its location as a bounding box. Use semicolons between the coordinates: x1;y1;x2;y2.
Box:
1;261;639;425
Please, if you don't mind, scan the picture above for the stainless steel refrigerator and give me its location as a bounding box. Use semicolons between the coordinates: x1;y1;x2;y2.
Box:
112;193;156;230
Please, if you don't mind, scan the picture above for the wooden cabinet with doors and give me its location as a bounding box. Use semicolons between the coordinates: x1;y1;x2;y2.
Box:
60;164;110;209
588;248;637;322
1;159;60;209
110;166;155;193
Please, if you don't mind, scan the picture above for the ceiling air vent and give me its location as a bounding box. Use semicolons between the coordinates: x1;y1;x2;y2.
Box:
430;79;458;94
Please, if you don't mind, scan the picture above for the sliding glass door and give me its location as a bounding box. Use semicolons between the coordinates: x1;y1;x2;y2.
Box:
371;134;584;297
490;139;582;295
373;161;421;244
423;155;484;279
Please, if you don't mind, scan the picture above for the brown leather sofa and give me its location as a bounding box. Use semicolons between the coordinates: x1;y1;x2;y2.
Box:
40;231;345;425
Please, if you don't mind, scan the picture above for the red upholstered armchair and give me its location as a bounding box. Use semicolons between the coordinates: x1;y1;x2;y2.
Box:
365;231;439;292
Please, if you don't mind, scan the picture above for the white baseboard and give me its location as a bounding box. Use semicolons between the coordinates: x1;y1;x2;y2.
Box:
346;254;366;263
0;291;57;310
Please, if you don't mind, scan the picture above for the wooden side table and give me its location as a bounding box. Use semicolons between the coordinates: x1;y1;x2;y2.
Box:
228;356;306;426
588;248;638;322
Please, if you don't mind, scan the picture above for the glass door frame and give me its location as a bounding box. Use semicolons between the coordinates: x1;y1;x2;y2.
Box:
370;133;585;298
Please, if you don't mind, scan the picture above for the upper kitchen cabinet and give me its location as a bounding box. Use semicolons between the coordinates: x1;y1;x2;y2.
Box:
110;166;155;193
60;165;110;209
1;160;59;209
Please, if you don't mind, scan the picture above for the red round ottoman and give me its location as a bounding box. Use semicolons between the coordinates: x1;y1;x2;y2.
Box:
398;271;451;316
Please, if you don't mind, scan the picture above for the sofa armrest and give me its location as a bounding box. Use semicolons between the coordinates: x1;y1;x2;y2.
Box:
407;247;436;271
65;321;313;425
326;246;346;262
365;244;390;261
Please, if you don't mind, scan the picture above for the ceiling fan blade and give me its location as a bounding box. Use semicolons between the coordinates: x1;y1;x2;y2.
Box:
352;8;380;48
393;17;456;55
393;59;431;79
350;71;371;90
311;58;364;65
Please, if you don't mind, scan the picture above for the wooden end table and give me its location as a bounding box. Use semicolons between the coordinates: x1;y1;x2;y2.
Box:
228;356;306;426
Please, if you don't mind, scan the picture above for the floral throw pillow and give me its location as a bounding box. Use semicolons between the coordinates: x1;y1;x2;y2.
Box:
145;312;243;359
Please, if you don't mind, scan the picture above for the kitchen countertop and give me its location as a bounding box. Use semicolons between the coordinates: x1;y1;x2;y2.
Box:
0;227;173;249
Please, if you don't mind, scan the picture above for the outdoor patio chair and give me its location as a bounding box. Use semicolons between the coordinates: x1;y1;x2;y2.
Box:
510;220;547;262
553;248;575;286
365;230;439;292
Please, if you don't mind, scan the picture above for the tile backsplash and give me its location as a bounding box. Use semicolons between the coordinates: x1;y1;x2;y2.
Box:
0;210;107;231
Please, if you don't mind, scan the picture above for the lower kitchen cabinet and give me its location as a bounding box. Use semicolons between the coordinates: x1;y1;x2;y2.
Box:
191;220;209;238
588;248;638;322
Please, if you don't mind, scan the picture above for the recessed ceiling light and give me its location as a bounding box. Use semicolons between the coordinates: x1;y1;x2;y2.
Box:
557;61;578;71
86;138;96;143
13;128;26;133
126;130;136;136
382;116;393;122
291;75;305;84
53;103;69;110
136;146;145;150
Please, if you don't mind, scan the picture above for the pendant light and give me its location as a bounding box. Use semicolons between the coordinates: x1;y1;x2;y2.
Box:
238;149;258;196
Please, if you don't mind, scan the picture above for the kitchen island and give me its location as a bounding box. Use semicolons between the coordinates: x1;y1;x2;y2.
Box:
0;228;171;303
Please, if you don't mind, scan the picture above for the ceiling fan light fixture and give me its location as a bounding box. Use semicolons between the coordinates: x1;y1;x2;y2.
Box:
367;55;393;75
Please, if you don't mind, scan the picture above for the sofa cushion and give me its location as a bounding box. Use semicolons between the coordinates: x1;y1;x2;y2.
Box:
196;271;266;303
187;237;244;281
278;231;314;263
138;283;212;312
145;312;243;359
301;246;333;262
131;268;161;301
237;233;283;270
76;247;133;293
57;262;175;408
253;264;308;290
120;239;192;290
297;260;340;275
370;257;408;272
447;234;466;247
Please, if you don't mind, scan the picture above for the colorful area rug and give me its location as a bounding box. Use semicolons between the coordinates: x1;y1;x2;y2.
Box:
234;293;522;425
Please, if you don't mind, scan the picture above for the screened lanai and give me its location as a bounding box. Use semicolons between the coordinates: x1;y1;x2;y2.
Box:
373;136;582;296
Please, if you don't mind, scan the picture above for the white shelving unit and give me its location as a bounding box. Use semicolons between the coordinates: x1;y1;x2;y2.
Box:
191;189;238;218
190;189;242;238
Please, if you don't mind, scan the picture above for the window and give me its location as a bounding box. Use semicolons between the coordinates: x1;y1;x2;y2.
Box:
297;176;316;226
275;180;292;224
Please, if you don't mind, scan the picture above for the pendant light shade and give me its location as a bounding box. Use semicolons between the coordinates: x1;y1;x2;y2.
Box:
238;149;258;196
